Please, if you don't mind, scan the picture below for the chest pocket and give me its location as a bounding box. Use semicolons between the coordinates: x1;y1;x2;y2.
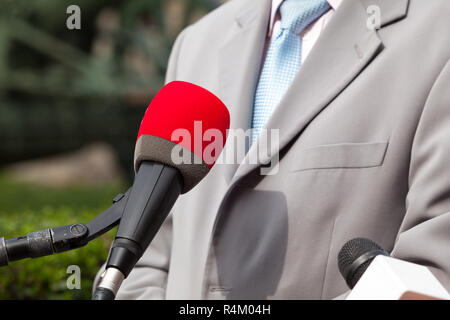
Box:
291;141;389;172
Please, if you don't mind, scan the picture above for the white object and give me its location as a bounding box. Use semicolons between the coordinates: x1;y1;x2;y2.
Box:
346;255;450;300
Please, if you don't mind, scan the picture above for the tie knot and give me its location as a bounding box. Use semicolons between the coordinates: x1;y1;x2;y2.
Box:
280;0;331;34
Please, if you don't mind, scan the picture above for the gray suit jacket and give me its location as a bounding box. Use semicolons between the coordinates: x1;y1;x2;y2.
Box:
97;0;450;299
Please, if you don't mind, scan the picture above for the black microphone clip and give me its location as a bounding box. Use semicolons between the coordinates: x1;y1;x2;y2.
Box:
0;189;131;267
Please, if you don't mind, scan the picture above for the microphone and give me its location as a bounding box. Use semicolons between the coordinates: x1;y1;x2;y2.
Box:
93;81;230;300
338;238;389;289
338;238;450;300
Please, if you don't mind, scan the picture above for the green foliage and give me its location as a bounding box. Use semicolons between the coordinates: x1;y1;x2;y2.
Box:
0;175;126;299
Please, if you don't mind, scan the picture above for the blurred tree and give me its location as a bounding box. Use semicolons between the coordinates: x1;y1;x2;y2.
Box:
0;0;223;173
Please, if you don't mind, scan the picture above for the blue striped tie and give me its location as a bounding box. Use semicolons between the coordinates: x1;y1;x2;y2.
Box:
251;0;331;144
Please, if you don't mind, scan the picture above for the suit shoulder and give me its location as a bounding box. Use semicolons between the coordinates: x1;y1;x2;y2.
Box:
186;0;252;35
407;0;450;53
409;0;450;26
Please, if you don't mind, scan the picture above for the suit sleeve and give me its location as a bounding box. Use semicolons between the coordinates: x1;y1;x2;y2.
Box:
93;27;190;300
332;59;450;300
390;58;450;290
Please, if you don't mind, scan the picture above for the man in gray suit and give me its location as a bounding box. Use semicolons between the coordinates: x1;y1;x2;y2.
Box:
98;0;450;299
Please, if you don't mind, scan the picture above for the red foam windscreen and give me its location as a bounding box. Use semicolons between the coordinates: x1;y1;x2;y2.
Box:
137;81;230;167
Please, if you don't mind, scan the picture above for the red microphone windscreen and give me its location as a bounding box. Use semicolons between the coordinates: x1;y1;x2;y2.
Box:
134;81;230;193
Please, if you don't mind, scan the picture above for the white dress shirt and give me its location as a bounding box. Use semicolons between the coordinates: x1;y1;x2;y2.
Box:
267;0;342;64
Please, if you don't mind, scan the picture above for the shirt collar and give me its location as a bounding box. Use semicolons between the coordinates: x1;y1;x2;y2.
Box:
269;0;342;36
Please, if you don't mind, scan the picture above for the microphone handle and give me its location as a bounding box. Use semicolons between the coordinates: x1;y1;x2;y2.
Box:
106;161;182;277
94;162;182;300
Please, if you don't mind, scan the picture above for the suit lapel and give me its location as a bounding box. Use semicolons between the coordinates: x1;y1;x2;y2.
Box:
360;0;409;28
217;0;272;183
229;0;409;184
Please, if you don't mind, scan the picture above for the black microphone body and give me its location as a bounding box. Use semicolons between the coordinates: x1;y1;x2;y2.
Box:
94;161;182;299
107;161;182;276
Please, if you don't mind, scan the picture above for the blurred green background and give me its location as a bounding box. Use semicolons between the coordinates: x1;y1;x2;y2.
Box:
0;0;223;299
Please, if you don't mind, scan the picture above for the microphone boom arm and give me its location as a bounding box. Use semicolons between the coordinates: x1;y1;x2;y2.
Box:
0;188;131;267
